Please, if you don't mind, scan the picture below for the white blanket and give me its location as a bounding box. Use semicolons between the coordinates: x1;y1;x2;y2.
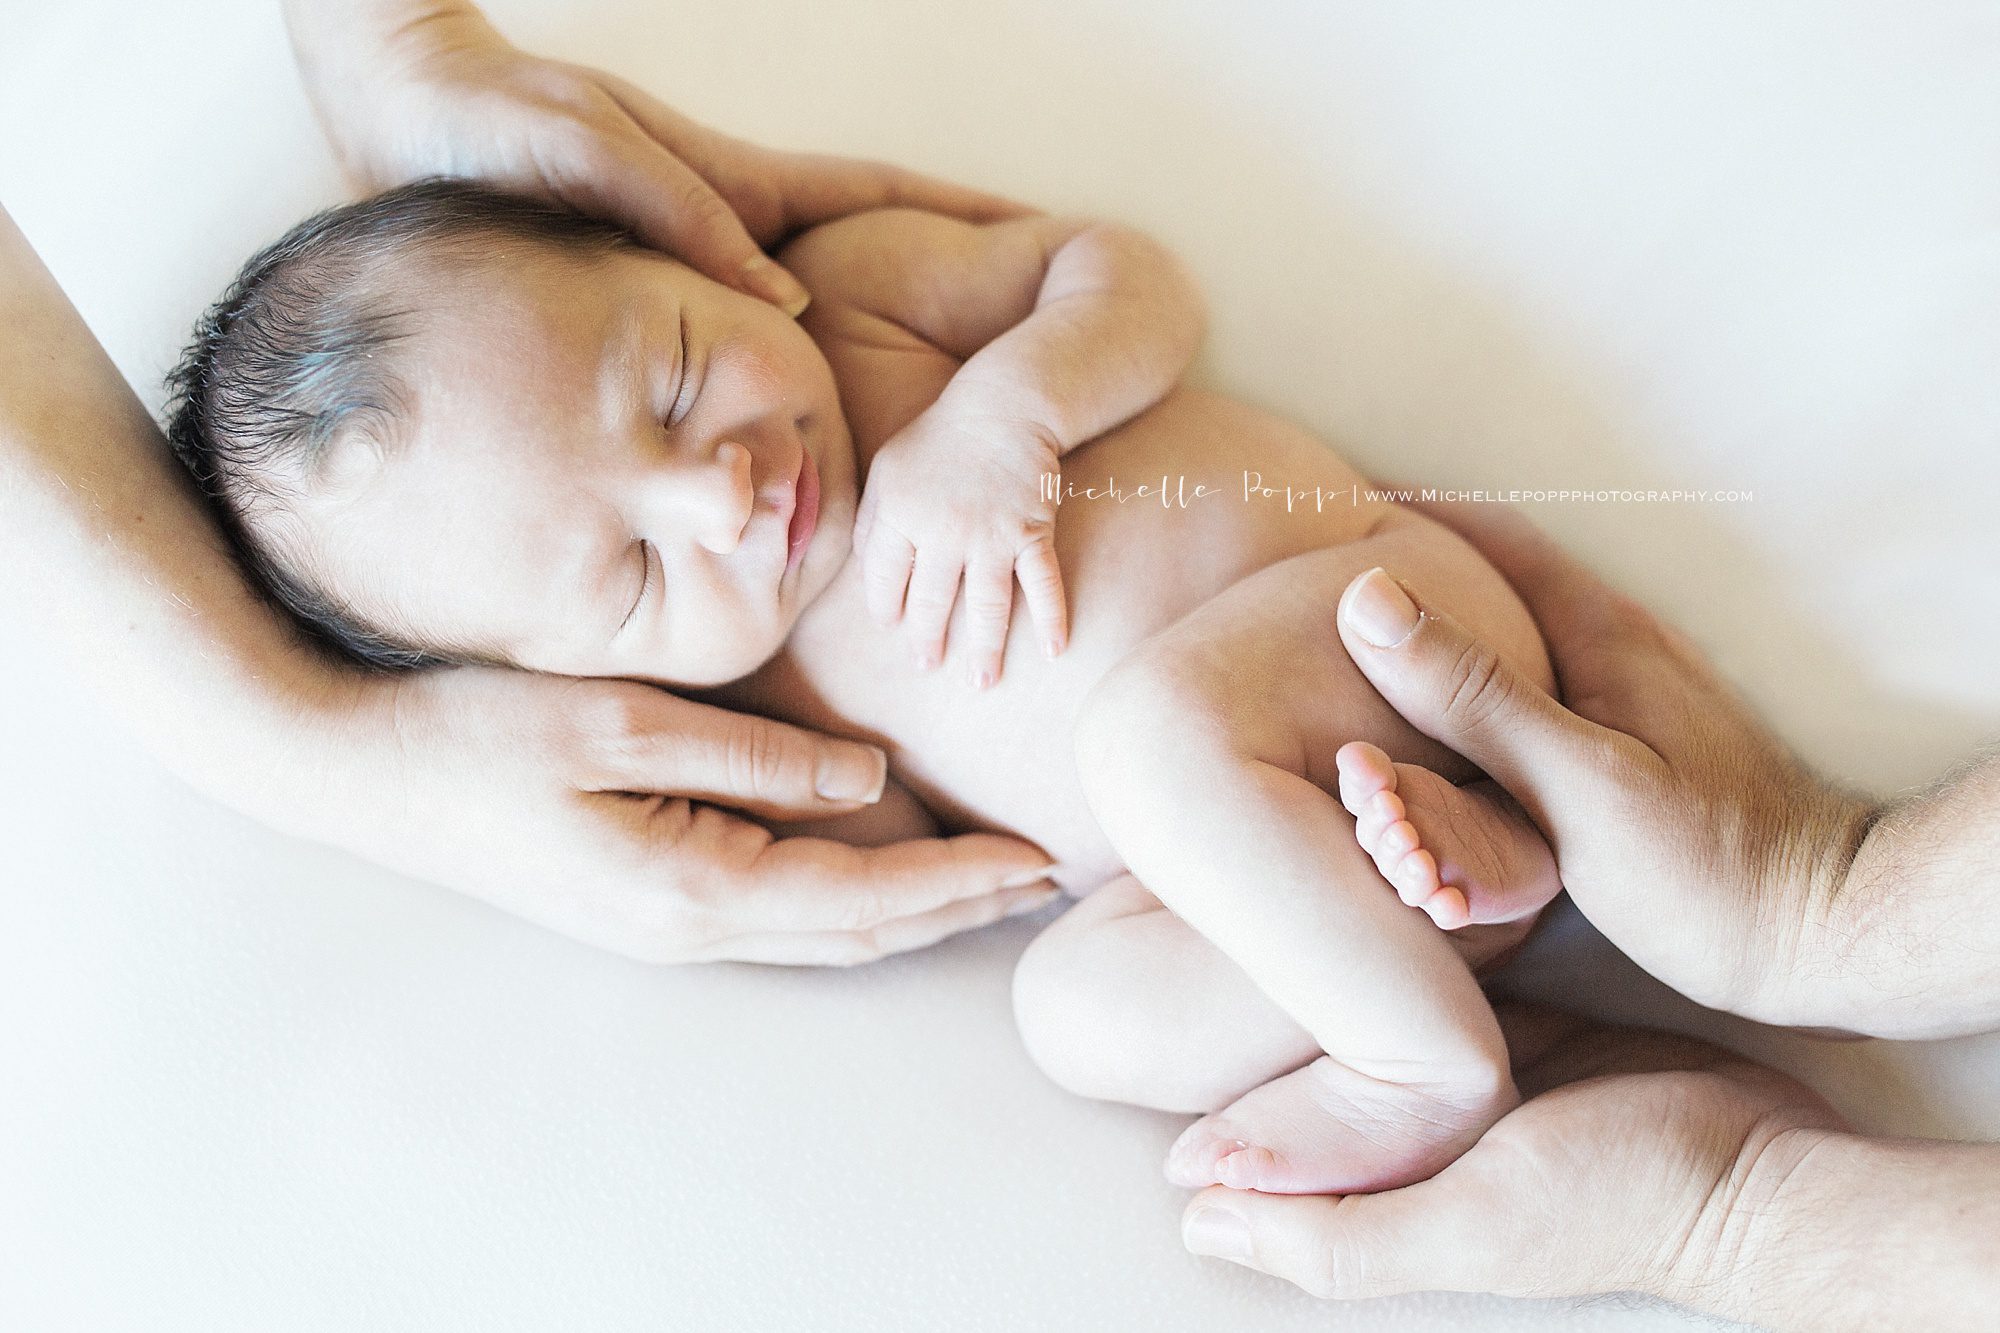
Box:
4;1;1997;1328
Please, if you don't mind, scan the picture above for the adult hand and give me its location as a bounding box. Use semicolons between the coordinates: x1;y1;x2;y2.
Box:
1178;1007;1846;1312
282;0;1027;313
292;666;1055;966
1181;1006;2000;1329
1329;503;1935;1031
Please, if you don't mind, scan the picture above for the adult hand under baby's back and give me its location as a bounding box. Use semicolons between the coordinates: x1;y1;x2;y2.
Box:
294;665;1055;966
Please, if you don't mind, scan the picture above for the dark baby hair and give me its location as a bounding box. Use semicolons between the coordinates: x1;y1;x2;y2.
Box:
163;178;637;670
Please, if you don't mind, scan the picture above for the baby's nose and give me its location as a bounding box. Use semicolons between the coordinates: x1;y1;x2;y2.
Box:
684;439;755;555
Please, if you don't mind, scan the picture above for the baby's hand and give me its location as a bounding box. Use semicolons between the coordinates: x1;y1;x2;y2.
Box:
854;402;1068;687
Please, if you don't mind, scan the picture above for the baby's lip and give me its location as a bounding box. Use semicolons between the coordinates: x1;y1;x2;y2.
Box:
785;446;819;572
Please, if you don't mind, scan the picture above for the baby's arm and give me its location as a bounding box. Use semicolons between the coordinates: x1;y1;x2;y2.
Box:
783;211;1205;683
785;208;1206;454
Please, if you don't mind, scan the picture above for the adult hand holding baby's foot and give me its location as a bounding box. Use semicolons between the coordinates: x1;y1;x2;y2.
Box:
1331;505;1935;1035
284;1;1026;315
1179;1005;1855;1318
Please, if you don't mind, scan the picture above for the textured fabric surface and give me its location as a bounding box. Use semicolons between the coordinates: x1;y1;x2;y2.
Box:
4;2;1997;1328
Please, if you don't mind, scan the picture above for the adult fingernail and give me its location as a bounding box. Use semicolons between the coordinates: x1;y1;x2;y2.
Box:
1343;567;1420;648
1005;887;1061;917
1183;1206;1252;1262
1000;865;1057;890
816;746;887;803
741;256;811;318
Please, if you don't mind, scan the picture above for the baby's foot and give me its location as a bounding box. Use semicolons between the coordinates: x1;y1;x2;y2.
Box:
1164;1056;1512;1194
1335;741;1561;930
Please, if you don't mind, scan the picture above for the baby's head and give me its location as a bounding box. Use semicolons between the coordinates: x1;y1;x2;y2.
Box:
167;179;855;687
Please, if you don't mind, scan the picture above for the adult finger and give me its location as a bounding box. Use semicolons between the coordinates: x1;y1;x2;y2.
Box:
600;75;1025;243
1016;533;1068;659
765;150;1035;231
577;684;886;816
551;126;812;313
1334;567;1649;832
1180;1180;1502;1301
741;832;1055;934
1410;500;1680;713
693;882;1058;965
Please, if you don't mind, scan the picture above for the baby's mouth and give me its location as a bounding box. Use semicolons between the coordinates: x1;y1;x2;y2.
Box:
786;446;820;572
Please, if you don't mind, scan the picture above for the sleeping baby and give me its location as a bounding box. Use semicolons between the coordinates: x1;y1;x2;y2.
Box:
166;179;1564;1195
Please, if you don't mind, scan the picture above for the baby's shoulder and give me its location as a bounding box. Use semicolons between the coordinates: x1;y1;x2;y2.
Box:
777;208;1059;360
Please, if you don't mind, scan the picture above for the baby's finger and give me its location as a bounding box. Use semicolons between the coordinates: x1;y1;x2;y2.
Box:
958;555;1018;690
1015;533;1068;659
900;551;964;671
862;525;916;627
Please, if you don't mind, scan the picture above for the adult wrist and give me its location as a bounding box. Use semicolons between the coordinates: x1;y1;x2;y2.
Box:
1650;1123;1843;1329
1735;784;1882;1030
1698;1128;2000;1331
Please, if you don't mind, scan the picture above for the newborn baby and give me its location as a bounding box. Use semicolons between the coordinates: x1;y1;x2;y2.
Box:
167;180;1562;1194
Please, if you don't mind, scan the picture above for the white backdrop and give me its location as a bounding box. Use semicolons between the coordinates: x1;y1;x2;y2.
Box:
4;2;1998;1329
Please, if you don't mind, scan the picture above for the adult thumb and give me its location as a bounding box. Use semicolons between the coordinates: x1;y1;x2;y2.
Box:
584;686;888;821
1335;567;1613;824
1181;1180;1499;1301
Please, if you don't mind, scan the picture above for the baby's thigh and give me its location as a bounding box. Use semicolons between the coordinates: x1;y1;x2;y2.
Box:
1012;874;1317;1112
1094;512;1553;788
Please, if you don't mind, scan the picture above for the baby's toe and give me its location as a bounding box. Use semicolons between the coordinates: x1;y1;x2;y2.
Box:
1336;741;1398;816
1424;885;1471;930
1213;1144;1287;1192
1164;1117;1245;1189
1389;847;1440;907
1354;790;1406;851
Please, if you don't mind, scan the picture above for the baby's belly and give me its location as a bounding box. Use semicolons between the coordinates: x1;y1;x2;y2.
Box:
726;388;1393;893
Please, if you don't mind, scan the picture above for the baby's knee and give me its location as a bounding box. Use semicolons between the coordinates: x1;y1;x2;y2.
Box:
1073;642;1233;803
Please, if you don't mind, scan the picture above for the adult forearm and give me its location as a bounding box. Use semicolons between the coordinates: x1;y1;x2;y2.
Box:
1688;1128;2000;1331
943;222;1205;453
1789;749;2000;1039
0;206;338;827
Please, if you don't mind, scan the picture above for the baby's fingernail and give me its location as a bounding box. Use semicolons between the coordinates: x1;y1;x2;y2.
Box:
1183;1206;1253;1262
1000;865;1056;890
815;746;887;803
741;256;811;318
1043;636;1064;660
970;669;994;690
915;650;940;671
1342;567;1420;648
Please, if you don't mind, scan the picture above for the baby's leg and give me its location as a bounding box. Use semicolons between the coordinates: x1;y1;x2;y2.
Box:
1013;875;1320;1114
1070;521;1557;1193
1013;873;1532;1114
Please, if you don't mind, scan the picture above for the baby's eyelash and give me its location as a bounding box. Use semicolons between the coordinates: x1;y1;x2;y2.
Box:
666;309;694;426
620;540;652;633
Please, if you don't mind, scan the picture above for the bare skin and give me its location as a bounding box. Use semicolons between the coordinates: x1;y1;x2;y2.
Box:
1188;1003;2000;1332
1184;512;2000;1324
252;200;1560;1193
2;1;1057;970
